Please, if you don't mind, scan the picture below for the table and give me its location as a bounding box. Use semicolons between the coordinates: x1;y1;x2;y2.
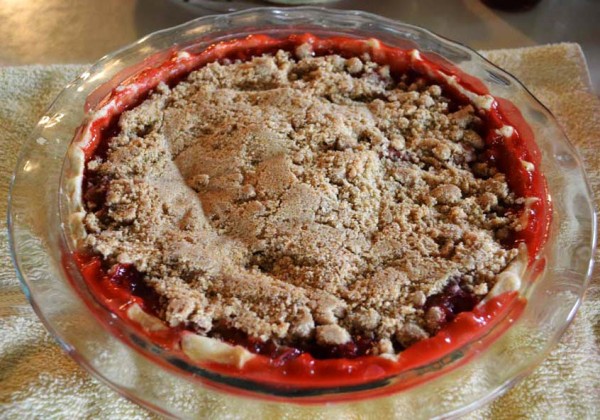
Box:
0;0;598;92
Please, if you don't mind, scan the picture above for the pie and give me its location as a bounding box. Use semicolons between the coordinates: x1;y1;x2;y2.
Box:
65;34;550;386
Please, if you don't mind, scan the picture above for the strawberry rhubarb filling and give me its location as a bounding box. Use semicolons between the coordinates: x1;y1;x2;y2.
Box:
64;34;550;395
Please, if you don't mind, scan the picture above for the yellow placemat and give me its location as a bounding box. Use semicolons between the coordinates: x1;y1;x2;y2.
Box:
1;44;598;418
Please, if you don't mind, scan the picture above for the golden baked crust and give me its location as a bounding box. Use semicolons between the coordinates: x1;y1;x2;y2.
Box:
78;49;520;354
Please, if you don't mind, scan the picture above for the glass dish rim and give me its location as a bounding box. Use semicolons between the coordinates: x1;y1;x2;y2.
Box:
8;5;597;417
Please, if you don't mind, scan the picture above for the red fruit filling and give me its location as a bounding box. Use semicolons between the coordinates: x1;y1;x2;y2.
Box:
68;33;550;397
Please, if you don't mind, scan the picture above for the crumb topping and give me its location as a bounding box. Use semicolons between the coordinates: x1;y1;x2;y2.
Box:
82;49;520;353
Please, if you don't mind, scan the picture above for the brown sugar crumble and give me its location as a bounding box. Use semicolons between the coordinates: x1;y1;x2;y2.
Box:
82;48;520;356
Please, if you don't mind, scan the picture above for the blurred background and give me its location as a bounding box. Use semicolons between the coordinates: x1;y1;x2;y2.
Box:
0;0;598;92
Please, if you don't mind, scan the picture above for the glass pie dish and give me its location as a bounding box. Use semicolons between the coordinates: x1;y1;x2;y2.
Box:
8;7;596;418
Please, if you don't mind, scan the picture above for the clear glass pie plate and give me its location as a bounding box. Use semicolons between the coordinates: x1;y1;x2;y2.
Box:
8;7;596;419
